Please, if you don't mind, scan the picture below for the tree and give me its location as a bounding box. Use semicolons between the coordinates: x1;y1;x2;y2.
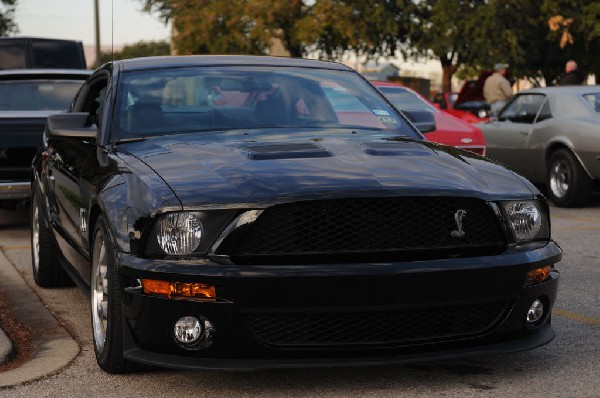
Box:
0;0;18;36
141;0;414;61
409;0;496;93
96;40;171;67
296;0;414;61
142;0;306;56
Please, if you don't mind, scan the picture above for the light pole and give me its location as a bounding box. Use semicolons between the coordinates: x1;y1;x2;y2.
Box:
94;0;101;66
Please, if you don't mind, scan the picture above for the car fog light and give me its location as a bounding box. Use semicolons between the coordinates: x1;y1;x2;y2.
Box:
173;316;216;349
526;299;544;323
174;316;203;344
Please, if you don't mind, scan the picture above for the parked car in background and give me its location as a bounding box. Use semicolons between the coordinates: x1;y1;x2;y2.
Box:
31;56;560;373
0;69;90;209
431;91;489;123
372;81;486;155
477;86;600;207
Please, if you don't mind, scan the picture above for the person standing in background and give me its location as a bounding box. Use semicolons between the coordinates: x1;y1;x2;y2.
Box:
557;60;585;85
483;63;513;116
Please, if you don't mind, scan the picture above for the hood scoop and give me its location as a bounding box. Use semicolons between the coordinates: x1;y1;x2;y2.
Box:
242;143;332;160
361;141;434;157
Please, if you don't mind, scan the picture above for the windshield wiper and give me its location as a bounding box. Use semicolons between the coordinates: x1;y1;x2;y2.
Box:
115;137;148;144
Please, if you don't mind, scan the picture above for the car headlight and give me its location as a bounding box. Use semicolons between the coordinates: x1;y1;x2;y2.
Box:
500;201;549;242
157;213;203;255
143;210;238;257
477;109;488;118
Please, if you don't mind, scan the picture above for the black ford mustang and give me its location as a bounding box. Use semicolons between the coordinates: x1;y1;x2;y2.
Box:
31;56;561;373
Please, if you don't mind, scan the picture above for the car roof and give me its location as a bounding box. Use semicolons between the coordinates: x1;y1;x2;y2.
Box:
522;86;600;95
0;68;91;79
117;55;352;72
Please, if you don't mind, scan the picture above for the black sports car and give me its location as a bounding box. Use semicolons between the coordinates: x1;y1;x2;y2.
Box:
31;56;561;373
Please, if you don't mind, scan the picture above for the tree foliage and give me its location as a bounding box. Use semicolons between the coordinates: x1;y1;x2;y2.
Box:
141;0;414;60
0;0;18;36
97;40;171;67
140;0;600;89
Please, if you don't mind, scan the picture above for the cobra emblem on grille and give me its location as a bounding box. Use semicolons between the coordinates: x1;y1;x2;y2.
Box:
450;209;467;238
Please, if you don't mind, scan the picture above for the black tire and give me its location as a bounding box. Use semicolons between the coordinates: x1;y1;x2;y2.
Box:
547;149;593;207
31;190;72;287
90;215;138;373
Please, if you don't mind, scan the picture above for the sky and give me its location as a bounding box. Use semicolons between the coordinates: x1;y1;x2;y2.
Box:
14;0;171;46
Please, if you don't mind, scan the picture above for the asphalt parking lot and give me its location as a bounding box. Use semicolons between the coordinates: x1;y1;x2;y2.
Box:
0;199;599;397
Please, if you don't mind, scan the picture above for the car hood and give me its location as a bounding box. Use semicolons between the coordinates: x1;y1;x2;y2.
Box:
118;129;534;209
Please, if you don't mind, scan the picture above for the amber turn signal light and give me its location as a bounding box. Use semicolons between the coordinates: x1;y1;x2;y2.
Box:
142;279;216;300
526;265;551;286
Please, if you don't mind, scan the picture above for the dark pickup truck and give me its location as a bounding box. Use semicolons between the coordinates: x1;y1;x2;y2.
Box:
0;37;86;70
0;69;90;209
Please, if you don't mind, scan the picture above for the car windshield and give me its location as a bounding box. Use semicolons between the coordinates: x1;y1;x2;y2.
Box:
377;86;437;112
0;80;82;111
582;92;600;112
112;66;419;141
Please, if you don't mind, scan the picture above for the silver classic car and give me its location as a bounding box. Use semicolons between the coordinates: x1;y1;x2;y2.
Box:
478;86;600;207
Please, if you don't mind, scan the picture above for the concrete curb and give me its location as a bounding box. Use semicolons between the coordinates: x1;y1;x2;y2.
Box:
0;325;15;366
0;249;80;387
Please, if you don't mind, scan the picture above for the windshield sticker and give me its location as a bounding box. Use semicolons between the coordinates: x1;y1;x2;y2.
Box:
377;116;399;124
372;109;391;116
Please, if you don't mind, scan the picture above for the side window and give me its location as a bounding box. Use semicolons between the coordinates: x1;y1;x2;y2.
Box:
535;98;552;123
499;94;545;124
72;77;108;126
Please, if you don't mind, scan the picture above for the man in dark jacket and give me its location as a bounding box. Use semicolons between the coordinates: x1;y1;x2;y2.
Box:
557;60;585;85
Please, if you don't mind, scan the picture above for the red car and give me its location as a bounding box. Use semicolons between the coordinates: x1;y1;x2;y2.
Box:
373;81;486;156
431;91;488;123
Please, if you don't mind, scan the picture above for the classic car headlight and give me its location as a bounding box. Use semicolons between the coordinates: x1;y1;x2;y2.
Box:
157;213;203;255
477;109;489;118
501;201;549;242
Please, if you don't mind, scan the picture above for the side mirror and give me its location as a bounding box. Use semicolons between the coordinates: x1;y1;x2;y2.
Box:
402;110;436;133
47;112;97;139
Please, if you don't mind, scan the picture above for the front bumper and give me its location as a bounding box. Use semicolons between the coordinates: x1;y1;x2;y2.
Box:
118;241;561;370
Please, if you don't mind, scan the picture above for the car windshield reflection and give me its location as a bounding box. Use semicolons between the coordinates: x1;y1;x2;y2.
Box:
113;67;417;141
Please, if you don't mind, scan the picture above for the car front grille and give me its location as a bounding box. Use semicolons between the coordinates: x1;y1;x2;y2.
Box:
245;301;510;347
215;197;506;262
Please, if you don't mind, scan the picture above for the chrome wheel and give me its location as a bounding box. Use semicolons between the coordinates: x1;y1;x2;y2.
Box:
91;229;109;354
549;159;570;199
32;196;41;274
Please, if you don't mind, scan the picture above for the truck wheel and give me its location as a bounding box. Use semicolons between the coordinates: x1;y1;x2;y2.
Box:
547;149;593;207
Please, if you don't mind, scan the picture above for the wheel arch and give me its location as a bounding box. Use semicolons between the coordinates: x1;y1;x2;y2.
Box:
545;141;593;179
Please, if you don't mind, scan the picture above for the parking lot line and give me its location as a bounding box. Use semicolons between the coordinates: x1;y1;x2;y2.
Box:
1;246;31;250
552;215;600;223
554;227;600;231
554;308;600;327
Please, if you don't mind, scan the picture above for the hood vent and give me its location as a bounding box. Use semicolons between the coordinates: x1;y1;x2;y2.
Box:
361;141;433;157
243;143;332;160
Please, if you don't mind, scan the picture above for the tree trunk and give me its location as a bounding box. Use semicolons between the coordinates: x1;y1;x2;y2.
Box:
441;63;459;93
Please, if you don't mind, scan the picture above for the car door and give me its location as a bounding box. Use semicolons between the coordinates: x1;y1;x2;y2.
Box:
482;93;546;178
46;74;108;281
